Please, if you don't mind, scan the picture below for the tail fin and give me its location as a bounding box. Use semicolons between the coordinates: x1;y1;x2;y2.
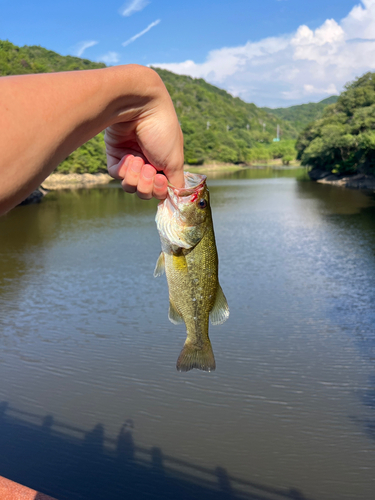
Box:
176;341;216;372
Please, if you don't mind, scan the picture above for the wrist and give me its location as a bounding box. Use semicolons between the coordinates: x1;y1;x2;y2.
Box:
106;65;167;125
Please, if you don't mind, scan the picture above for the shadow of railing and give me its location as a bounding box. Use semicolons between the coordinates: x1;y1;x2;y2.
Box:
0;401;311;500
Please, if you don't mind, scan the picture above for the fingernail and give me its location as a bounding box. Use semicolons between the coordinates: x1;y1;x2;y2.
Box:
143;165;156;179
154;175;166;188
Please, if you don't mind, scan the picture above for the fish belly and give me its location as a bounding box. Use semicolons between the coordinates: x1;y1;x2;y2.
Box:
165;228;218;371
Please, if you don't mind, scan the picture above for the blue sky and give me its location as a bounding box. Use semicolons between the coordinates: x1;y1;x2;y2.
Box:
2;0;375;107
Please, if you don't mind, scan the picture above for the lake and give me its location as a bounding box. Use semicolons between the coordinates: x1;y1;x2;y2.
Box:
0;167;374;500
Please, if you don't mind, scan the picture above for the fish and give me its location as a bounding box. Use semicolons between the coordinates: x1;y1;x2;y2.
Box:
154;171;229;372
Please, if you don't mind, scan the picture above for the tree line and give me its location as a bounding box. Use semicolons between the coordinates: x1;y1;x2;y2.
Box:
296;72;375;175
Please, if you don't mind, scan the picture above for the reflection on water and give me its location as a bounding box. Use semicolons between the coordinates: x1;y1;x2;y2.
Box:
0;168;375;500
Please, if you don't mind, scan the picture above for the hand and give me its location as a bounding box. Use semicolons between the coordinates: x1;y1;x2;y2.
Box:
109;154;168;200
105;72;184;200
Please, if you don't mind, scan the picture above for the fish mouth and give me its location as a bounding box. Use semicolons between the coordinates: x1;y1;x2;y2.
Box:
155;172;208;250
168;172;207;207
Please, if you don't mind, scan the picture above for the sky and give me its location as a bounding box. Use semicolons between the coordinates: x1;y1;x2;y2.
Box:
2;0;375;107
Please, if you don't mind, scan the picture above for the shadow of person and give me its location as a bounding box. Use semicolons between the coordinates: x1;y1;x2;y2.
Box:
116;419;135;463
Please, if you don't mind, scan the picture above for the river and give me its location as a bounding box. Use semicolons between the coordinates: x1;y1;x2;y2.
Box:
0;168;374;500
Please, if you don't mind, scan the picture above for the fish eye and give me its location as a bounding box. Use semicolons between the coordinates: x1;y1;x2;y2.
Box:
198;199;207;209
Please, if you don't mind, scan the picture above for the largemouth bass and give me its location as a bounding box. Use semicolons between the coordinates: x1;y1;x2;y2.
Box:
154;172;229;372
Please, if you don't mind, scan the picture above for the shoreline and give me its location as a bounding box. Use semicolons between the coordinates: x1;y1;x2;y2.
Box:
308;168;375;191
20;162;303;206
187;160;301;174
41;172;113;190
40;161;302;190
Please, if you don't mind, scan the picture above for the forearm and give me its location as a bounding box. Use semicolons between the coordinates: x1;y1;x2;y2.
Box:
0;65;165;214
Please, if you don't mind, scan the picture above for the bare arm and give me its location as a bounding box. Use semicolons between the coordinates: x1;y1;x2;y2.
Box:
0;65;184;215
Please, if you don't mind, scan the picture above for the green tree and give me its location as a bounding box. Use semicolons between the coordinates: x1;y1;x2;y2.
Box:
296;72;375;175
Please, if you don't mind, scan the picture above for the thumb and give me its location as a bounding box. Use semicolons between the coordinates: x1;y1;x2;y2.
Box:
164;164;185;189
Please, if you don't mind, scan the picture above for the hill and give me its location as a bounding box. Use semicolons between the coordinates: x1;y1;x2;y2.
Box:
152;68;297;164
1;40;297;172
0;40;105;74
263;96;339;134
296;72;375;175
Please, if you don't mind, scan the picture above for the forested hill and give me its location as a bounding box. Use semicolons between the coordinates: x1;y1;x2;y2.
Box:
296;72;375;176
151;68;297;163
263;96;339;134
0;40;105;74
1;40;297;171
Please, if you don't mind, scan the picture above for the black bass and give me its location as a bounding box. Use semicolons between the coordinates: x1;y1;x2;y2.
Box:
154;172;229;372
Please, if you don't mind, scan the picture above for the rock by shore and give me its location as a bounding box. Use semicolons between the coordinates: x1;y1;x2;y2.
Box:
308;168;375;191
18;187;49;206
41;172;113;190
17;173;112;207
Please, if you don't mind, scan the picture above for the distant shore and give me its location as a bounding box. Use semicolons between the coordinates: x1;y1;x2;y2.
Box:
187;159;301;174
20;162;303;206
41;172;113;190
40;161;302;190
308;168;375;191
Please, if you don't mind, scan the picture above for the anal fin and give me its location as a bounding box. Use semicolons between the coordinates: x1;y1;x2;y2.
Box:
210;285;230;325
168;301;184;325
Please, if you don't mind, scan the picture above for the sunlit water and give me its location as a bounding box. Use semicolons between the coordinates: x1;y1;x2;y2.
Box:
0;168;374;500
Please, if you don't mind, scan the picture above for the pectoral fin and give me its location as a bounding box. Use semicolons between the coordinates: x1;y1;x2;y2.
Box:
168;301;184;325
153;252;165;277
210;285;230;325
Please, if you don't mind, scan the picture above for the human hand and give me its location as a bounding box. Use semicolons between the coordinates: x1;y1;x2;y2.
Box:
108;154;169;200
105;68;184;200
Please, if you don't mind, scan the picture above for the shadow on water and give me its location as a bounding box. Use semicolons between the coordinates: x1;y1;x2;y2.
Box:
352;374;375;443
0;401;312;500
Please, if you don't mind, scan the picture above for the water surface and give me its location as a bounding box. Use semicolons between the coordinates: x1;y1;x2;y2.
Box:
0;168;374;500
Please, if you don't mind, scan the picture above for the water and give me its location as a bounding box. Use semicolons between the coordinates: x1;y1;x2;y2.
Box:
0;168;374;500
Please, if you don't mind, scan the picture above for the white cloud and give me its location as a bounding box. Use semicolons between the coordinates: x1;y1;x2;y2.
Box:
98;52;120;65
74;40;98;58
122;19;160;47
119;0;149;17
342;0;375;39
151;1;375;107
